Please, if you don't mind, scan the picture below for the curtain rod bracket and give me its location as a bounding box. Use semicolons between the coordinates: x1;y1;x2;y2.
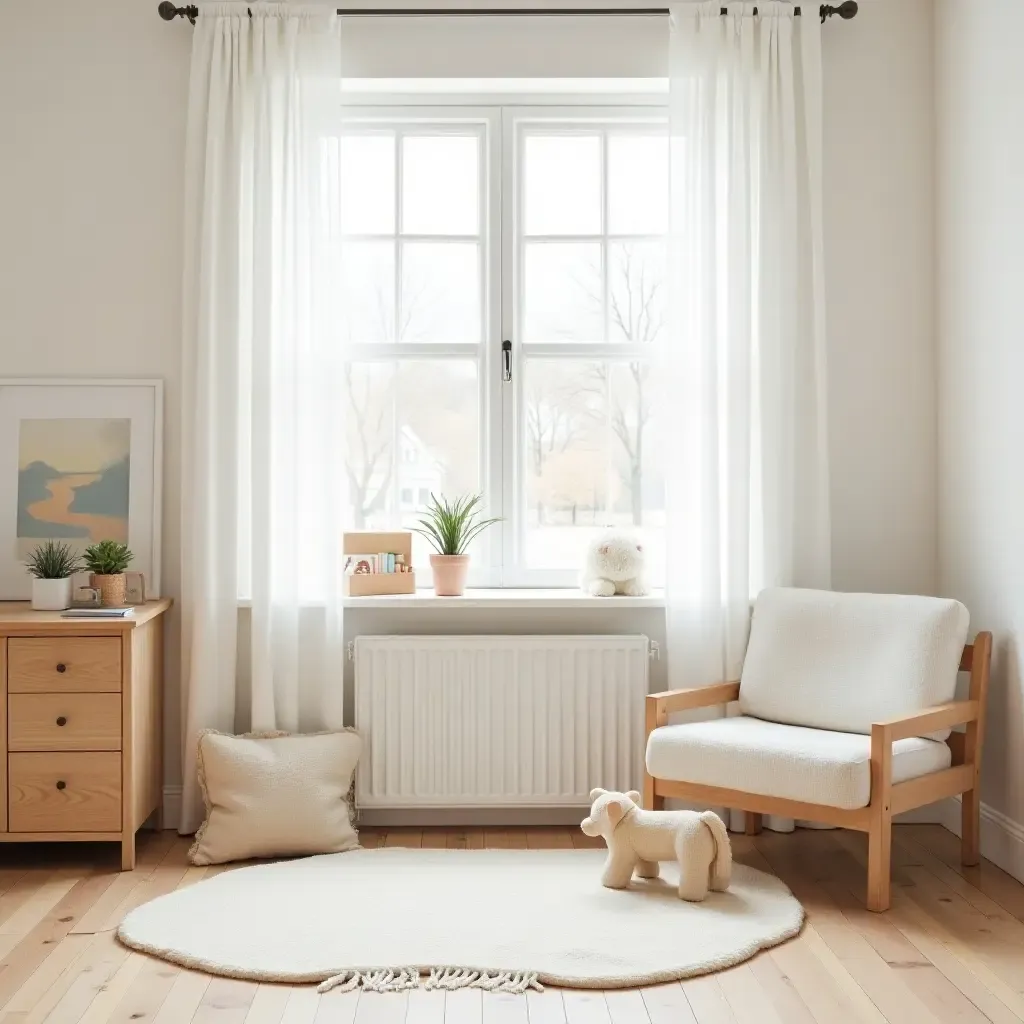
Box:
157;2;858;23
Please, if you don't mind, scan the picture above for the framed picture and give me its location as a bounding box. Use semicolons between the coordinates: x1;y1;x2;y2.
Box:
0;379;162;600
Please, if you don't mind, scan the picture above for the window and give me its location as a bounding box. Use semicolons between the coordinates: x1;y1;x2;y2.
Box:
341;106;667;586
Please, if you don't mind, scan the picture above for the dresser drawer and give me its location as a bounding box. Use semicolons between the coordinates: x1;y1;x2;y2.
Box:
7;637;121;693
9;752;121;832
8;694;121;752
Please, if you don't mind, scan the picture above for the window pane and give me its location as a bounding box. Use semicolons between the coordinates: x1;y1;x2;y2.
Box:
340;241;395;343
402;135;480;236
341;134;395;234
523;135;601;236
608;242;667;346
401;242;480;343
522;359;664;575
607;134;668;235
344;360;483;569
523;242;602;344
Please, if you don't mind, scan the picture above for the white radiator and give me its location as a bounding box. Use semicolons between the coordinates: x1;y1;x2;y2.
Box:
352;635;651;809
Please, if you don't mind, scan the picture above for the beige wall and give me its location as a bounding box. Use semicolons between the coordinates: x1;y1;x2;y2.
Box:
936;0;1024;874
0;0;939;805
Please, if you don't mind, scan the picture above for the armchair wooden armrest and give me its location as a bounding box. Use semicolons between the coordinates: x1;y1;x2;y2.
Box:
871;699;979;743
646;681;740;728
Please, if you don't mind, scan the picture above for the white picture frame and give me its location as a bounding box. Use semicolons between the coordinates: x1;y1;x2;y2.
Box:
0;378;163;600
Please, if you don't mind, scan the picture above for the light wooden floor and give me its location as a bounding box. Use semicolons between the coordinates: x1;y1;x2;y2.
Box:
0;825;1020;1023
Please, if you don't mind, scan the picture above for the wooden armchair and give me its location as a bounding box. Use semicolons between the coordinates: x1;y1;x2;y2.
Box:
643;589;992;912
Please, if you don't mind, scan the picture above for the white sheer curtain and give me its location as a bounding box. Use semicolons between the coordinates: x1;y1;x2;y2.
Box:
179;3;346;833
663;2;831;832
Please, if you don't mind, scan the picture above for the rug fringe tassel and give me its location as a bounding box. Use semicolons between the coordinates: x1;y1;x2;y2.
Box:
317;967;542;995
425;967;543;993
317;967;419;994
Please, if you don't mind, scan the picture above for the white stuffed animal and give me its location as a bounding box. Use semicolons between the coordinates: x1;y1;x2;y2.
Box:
581;789;732;902
581;533;649;598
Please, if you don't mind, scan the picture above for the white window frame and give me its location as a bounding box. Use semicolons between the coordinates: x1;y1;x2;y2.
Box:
341;97;667;589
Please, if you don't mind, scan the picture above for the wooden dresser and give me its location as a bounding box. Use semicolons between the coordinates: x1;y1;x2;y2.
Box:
0;600;171;870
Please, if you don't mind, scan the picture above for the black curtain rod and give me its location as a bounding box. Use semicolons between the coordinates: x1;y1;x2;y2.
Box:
158;2;858;25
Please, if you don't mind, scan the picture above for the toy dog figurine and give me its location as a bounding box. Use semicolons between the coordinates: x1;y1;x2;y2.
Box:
581;789;732;901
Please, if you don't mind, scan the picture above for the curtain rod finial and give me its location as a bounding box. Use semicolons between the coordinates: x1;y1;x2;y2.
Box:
821;0;858;21
158;2;198;23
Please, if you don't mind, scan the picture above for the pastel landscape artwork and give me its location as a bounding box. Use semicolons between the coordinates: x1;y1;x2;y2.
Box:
16;418;130;558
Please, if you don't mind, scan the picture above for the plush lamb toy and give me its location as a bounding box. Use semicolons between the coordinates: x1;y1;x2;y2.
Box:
580;533;649;598
581;789;732;902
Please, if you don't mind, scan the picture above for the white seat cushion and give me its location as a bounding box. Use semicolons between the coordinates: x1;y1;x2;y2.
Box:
739;588;969;738
645;716;951;810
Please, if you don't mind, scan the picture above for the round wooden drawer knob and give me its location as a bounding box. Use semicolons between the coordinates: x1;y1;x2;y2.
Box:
56;717;67;727
56;780;67;791
56;663;67;673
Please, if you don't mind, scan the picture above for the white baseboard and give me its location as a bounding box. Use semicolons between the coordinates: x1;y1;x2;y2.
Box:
162;785;183;832
924;795;1024;884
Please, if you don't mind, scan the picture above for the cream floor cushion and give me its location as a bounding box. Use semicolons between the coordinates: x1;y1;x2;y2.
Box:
190;730;362;866
645;716;951;811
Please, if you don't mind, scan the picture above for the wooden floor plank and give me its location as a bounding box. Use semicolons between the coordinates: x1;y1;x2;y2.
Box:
753;831;944;1024
151;970;213;1024
526;830;573;851
680;976;737;1024
421;831;449;850
441;989;482;1024
405;988;444;1024
105;954;180;1024
243;984;292;1024
562;989;612;1024
0;871;116;1009
384;830;423;849
744;953;818;1024
481;990;528;1024
280;987;321;1024
602;988;652;1024
525;989;567;1024
715;965;785;1024
638;983;696;1024
903;825;1024;927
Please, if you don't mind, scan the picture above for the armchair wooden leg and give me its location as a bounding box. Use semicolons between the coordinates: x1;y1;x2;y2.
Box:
866;819;892;912
643;772;664;811
962;788;981;866
868;723;893;912
745;812;762;836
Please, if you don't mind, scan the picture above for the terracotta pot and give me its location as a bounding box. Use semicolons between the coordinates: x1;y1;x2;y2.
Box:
31;577;72;611
429;554;470;597
92;574;126;608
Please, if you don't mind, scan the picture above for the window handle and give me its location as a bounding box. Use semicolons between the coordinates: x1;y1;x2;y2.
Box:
502;340;512;383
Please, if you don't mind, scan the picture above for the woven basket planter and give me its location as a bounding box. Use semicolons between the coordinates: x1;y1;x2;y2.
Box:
92;573;127;608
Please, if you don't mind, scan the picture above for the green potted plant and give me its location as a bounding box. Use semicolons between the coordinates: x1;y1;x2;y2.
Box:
82;540;134;607
24;541;80;611
412;493;501;597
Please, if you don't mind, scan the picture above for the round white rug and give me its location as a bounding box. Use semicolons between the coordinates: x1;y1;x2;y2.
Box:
118;849;803;992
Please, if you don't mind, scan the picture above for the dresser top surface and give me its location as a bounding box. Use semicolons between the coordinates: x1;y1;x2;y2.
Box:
0;599;172;633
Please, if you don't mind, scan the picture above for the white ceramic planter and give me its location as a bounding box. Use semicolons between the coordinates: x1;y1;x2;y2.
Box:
31;577;72;611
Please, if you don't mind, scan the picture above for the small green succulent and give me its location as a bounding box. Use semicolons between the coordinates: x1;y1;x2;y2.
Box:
82;540;133;575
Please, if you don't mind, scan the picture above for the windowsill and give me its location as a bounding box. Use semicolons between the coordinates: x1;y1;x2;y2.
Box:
341;588;666;609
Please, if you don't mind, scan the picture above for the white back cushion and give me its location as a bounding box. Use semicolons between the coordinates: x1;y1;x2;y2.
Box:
738;588;969;737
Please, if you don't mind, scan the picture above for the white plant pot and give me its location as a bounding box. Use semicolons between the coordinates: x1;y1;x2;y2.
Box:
31;577;72;611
